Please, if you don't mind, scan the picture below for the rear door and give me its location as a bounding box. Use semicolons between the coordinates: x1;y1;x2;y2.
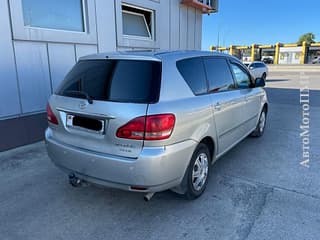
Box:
49;59;161;158
203;57;246;154
249;63;259;79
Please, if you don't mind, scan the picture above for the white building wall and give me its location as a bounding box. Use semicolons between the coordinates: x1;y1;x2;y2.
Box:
96;0;117;52
0;0;204;119
47;43;77;92
279;47;302;64
0;1;21;118
14;41;52;113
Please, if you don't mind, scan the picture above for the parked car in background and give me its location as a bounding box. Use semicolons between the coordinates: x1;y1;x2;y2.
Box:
262;57;274;64
45;51;268;200
247;61;268;80
311;56;320;64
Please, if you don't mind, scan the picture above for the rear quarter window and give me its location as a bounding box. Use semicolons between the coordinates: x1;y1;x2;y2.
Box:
57;59;161;103
176;57;207;95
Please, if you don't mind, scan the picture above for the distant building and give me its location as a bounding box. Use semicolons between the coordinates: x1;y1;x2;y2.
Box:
0;0;218;151
279;47;302;65
211;42;320;64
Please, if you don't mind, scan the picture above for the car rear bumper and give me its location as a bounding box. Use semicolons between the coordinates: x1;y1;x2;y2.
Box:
45;128;197;193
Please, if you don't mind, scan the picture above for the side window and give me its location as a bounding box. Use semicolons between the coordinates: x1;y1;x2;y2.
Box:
176;58;207;95
249;63;256;69
203;57;235;92
230;63;251;89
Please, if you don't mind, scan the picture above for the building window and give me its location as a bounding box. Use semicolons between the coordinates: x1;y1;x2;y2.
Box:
22;0;85;32
122;4;153;40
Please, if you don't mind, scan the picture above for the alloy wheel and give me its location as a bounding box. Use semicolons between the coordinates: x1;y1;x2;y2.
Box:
192;153;209;191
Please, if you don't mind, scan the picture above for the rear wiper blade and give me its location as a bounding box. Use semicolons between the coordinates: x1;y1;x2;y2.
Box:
64;90;93;104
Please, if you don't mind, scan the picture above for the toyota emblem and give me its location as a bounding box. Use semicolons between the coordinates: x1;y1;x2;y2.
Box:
79;101;88;109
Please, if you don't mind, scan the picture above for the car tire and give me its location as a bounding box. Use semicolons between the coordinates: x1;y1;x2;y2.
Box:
262;72;267;80
251;108;267;137
183;143;211;200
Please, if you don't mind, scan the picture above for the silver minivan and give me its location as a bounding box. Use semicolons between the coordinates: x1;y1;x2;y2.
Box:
45;51;268;200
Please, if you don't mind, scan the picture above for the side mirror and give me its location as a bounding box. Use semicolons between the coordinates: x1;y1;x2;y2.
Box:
249;66;254;70
255;77;265;87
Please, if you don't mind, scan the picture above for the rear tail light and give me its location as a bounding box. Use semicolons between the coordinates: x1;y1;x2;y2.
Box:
46;103;58;125
116;114;175;141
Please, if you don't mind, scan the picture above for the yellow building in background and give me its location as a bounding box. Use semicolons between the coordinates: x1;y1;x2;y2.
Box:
210;42;320;64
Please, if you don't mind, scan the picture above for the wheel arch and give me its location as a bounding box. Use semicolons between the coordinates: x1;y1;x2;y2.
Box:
263;102;268;114
199;136;216;163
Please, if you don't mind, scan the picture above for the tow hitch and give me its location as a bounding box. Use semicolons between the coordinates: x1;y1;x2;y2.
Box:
69;174;83;187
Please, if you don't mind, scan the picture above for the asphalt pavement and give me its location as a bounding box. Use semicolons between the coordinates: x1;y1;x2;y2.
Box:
1;68;320;240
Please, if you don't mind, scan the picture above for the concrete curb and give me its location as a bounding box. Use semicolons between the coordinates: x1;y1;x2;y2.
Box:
268;65;320;72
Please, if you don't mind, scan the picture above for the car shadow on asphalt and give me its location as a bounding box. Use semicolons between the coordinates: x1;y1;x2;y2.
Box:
264;87;320;107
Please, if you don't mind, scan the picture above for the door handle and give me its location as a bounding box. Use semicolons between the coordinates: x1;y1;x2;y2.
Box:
214;102;221;111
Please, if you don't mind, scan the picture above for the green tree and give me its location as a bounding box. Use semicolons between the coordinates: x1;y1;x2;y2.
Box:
297;33;316;45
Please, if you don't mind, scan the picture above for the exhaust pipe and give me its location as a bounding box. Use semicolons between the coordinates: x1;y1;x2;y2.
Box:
144;192;155;202
69;174;82;187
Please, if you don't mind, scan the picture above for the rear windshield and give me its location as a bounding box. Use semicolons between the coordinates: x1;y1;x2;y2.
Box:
56;59;161;103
